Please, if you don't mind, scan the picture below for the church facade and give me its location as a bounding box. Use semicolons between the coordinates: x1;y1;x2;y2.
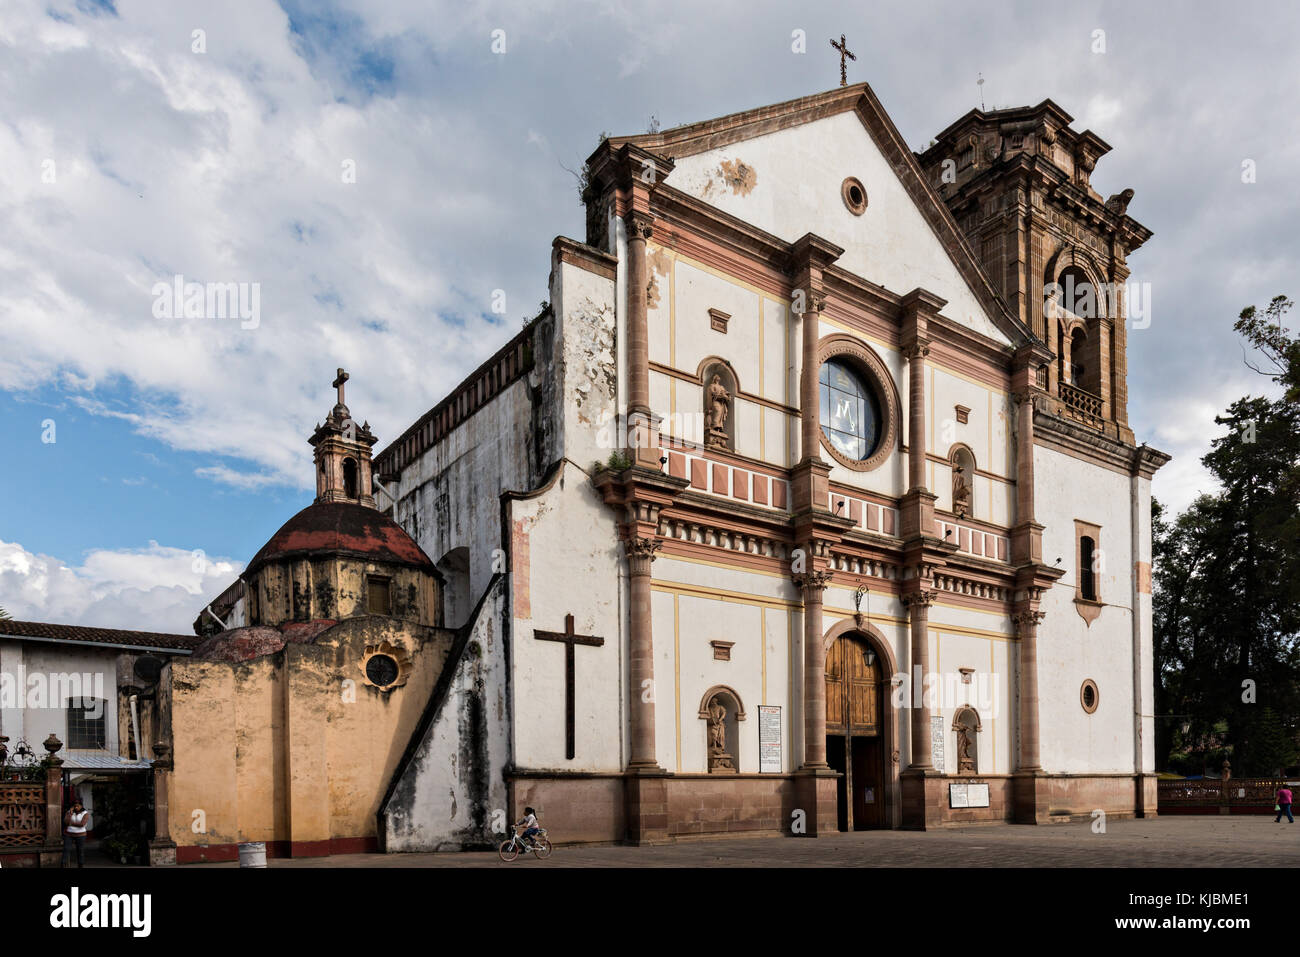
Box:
372;82;1168;843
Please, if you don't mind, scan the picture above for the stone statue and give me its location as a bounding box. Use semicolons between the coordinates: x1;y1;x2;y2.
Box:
955;723;975;774
707;695;736;773
705;374;731;449
952;465;970;519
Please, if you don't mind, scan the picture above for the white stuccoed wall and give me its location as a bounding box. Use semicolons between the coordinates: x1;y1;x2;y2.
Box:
0;642;120;753
507;460;625;772
1034;443;1138;773
667;111;1011;346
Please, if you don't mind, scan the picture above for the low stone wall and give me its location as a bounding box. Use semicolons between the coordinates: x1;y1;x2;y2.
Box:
664;774;795;839
509;774;626;845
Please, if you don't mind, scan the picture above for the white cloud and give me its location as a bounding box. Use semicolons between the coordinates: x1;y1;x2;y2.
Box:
0;538;241;634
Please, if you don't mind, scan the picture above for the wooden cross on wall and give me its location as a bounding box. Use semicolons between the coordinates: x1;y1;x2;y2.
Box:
534;614;604;760
830;34;856;87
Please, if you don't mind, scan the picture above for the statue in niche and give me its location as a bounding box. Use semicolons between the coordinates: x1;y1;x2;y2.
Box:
705;374;731;450
952;464;971;519
954;712;978;774
707;695;736;773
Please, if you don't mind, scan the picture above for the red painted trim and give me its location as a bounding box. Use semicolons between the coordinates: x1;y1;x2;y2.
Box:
176;835;378;864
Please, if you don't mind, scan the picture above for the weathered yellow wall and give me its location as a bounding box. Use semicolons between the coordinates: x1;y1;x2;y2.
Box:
252;557;436;628
168;617;452;851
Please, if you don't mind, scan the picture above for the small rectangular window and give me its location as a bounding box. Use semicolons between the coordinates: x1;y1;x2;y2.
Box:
1080;537;1097;600
367;576;391;616
1074;519;1103;605
66;699;107;750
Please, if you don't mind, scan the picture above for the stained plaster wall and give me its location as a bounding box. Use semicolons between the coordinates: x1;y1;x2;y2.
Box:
381;577;510;851
166;617;452;851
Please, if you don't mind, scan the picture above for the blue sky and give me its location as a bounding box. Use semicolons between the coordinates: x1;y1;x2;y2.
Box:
1;0;1296;632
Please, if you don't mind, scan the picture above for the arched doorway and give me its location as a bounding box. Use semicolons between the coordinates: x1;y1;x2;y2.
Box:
825;633;886;829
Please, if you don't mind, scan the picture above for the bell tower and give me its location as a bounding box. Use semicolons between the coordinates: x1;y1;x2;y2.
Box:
917;101;1152;446
309;368;378;507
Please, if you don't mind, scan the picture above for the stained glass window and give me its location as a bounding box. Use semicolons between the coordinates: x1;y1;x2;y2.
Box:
819;359;881;461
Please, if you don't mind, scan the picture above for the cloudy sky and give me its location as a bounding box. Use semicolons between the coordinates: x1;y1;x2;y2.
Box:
1;0;1295;633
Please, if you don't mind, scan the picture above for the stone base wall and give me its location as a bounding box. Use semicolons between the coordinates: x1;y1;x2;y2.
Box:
510;774;626;844
665;775;795;839
504;771;1158;844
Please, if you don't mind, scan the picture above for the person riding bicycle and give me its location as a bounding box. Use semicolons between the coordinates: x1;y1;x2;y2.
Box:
515;807;541;847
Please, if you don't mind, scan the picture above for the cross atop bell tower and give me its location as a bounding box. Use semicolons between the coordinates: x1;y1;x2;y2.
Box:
310;367;378;507
333;367;349;408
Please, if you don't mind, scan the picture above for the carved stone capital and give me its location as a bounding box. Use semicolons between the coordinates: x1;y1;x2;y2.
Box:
903;341;931;362
1012;609;1047;636
627;211;654;241
901;589;936;608
624;535;662;574
792;569;833;593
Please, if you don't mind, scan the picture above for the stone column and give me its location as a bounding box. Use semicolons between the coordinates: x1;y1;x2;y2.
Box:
906;341;930;492
625;535;662;769
799;299;823;462
1013;611;1046;772
625;212;663;469
41;734;64;867
149;742;178;865
626;211;653;418
795;569;833;768
903;591;935;770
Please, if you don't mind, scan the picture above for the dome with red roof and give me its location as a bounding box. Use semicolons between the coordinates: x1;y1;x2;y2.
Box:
246;501;434;576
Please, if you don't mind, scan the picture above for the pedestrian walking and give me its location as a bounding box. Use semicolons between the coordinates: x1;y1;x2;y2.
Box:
1275;785;1293;824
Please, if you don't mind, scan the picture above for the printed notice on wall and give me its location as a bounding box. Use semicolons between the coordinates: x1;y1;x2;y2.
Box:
758;705;782;773
931;714;946;774
950;782;990;808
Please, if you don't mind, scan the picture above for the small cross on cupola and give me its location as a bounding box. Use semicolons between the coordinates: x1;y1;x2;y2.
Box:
309;367;379;507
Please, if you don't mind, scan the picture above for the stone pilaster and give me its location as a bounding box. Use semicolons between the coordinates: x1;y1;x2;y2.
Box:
900;589;943;830
899;289;944;544
40;735;64;868
901;590;936;771
1012;608;1047;824
787;233;843;508
624;534;662;770
1013;610;1046;773
793;568;834;769
149;742;178;865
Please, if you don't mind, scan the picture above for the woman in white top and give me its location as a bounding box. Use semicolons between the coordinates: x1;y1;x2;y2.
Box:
63;802;91;868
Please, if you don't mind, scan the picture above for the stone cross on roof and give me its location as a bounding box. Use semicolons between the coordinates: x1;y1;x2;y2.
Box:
333;368;349;407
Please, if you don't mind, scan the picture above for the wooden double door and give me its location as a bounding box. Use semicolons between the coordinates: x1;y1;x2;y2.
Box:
825;634;885;830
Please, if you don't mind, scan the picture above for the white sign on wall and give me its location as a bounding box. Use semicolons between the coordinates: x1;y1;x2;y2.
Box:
758;705;782;773
949;783;991;808
931;714;946;774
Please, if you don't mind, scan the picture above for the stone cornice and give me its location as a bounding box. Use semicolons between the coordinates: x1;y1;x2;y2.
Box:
1034;410;1170;478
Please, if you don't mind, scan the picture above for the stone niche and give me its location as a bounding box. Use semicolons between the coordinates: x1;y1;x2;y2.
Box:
699;686;745;773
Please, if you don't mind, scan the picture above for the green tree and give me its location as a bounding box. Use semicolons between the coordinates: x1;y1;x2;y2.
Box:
1152;296;1300;774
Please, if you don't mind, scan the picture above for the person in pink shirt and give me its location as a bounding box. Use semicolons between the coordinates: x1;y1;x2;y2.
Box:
1275;785;1293;823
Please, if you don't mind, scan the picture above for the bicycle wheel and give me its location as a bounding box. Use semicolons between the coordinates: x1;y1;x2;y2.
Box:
532;838;552;860
498;840;519;862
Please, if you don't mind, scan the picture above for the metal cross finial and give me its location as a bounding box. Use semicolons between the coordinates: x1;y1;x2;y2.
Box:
830;34;856;87
332;367;349;406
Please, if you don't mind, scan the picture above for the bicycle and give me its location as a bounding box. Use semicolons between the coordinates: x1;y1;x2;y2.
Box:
499;826;552;862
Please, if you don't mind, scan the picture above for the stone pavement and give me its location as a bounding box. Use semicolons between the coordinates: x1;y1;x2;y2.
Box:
202;815;1300;868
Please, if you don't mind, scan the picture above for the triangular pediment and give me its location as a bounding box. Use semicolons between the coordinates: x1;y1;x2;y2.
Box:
612;85;1030;348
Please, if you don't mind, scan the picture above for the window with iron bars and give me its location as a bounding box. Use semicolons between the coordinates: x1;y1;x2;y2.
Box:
66;698;107;750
